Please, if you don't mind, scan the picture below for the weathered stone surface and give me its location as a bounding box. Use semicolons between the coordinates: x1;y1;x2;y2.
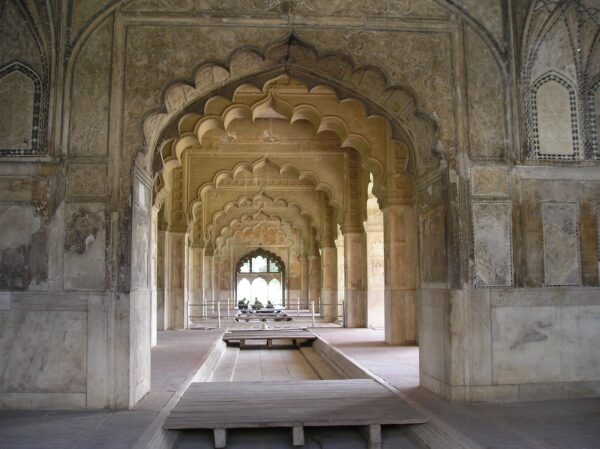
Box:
580;202;599;286
492;302;600;385
0;206;41;290
472;202;512;287
64;203;106;290
124;26;286;155
418;180;447;285
131;179;150;289
470;164;509;197
66;163;108;196
69;19;112;157
69;0;114;41
530;17;577;84
296;28;455;162
0;1;43;72
455;0;504;48
542;202;581;286
0;310;87;393
465;27;507;160
122;0;451;18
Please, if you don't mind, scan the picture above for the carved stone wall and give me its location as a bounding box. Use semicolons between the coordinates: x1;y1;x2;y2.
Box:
472;202;512;287
542;202;581;286
523;1;600;161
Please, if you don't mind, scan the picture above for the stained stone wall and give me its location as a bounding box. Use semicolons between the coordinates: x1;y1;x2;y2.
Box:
1;0;600;410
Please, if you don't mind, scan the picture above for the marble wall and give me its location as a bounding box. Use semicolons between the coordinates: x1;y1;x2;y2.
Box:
419;164;600;402
420;287;600;402
0;291;129;409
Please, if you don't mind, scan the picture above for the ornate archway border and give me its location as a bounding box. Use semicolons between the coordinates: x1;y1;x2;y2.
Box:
143;35;440;178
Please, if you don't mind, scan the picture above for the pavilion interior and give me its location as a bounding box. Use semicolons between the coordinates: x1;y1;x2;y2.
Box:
0;0;599;435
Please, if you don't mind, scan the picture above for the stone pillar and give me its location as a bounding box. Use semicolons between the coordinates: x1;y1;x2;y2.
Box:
309;251;321;312
156;227;166;332
366;201;385;329
320;245;338;320
300;254;309;309
212;255;220;306
343;227;368;328
383;204;418;345
336;231;345;320
203;248;214;316
187;245;203;326
165;230;185;329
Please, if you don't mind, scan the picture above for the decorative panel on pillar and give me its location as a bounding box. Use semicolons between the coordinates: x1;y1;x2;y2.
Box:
472;202;513;287
344;231;368;328
542;202;581;286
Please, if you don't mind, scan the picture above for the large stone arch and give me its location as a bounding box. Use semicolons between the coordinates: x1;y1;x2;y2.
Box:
149;71;421;340
142;36;440;179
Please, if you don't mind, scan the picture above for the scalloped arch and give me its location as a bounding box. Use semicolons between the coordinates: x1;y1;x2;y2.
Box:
205;193;318;249
159;75;389;199
142;34;442;178
216;214;302;254
194;156;342;218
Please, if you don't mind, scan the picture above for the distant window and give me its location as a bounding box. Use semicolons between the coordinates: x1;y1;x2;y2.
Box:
269;260;280;273
240;261;251;273
252;255;268;273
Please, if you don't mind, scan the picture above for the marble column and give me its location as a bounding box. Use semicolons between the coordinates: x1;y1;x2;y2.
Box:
336;232;345;320
203;249;213;316
155;227;166;333
343;228;368;328
309;252;321;312
383;204;418;345
366;209;385;329
300;255;309;309
165;230;185;329
320;245;338;320
187;245;203;326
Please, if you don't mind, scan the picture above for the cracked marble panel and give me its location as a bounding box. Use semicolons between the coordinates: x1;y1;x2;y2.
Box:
542;202;581;286
473;202;512;287
69;19;112;157
0;311;87;393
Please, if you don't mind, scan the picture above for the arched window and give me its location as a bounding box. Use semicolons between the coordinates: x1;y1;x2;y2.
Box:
0;61;43;156
237;278;252;303
268;279;282;303
530;71;579;160
235;249;286;306
251;278;268;302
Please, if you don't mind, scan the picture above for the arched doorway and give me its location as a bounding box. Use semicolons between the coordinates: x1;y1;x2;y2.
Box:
150;72;422;344
138;38;442;405
235;249;286;306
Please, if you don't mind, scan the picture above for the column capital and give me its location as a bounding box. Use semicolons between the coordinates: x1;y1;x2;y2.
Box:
341;223;365;235
378;195;413;210
167;225;187;233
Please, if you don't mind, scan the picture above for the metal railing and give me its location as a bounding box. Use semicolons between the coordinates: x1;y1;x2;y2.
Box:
186;299;345;328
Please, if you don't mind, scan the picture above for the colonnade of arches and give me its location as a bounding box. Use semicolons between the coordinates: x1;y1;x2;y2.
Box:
148;74;421;345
